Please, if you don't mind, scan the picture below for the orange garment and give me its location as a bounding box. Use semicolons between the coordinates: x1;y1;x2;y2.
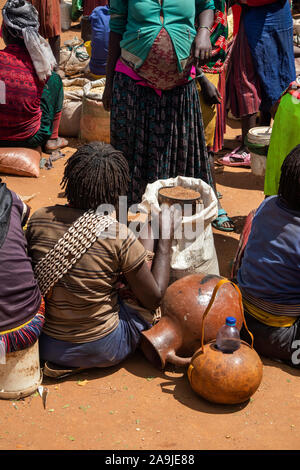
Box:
30;0;61;38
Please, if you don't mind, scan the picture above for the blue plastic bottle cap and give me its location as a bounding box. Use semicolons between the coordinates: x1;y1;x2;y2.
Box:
225;316;236;326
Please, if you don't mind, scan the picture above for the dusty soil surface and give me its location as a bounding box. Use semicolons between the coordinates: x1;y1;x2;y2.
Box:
0;6;299;452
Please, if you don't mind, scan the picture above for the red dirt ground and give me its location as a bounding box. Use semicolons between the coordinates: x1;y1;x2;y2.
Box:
0;5;299;452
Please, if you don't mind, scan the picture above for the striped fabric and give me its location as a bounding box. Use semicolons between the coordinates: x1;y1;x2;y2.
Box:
226;17;261;118
241;289;300;317
0;299;45;353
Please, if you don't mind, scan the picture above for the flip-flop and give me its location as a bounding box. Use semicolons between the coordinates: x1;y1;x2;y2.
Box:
217;147;251;167
212;209;235;232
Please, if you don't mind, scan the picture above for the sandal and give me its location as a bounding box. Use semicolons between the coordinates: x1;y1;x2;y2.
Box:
43;361;85;379
217;147;251;168
212;209;235;232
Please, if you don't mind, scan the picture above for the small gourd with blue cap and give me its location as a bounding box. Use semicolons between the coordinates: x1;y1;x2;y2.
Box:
188;279;263;405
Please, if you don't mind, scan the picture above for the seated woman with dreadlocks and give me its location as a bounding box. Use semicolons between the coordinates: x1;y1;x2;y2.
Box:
237;144;300;368
26;142;177;378
0;0;67;153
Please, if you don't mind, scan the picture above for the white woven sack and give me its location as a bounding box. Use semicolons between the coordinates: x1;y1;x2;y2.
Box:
138;176;220;281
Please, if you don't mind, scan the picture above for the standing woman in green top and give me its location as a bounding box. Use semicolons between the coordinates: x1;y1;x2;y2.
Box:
103;0;217;205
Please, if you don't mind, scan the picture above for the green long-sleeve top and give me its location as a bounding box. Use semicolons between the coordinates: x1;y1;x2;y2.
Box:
109;0;215;72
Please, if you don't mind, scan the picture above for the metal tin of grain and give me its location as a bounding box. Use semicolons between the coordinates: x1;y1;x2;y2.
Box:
158;186;201;215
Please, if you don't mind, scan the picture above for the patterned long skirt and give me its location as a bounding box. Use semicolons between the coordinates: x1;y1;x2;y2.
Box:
226;18;261;119
110;72;213;205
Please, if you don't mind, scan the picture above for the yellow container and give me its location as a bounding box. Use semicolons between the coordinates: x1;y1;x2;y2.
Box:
84;40;92;57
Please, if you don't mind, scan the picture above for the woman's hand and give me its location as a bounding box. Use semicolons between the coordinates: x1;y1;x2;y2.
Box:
124;204;182;311
102;81;113;112
159;203;182;241
198;74;222;105
194;28;212;66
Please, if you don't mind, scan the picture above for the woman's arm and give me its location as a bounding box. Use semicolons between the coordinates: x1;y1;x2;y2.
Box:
102;31;122;111
124;237;172;311
103;0;128;110
124;207;179;311
194;7;215;65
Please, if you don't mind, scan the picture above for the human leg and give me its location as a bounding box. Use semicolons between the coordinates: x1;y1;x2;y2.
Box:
240;311;300;368
224;16;261;166
44;110;68;153
207;151;234;232
49;35;61;66
27;71;68;151
197;76;234;231
41;300;150;376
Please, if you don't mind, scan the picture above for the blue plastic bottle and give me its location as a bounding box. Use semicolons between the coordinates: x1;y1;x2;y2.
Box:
215;316;240;353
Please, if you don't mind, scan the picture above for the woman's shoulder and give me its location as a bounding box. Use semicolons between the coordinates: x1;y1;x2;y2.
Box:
99;219;139;245
255;196;278;215
28;205;86;235
29;204;72;221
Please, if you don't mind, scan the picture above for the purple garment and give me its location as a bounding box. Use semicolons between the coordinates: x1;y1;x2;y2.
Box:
0;191;41;331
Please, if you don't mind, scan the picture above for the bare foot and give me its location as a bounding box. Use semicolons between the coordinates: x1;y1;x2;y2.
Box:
45;137;68;153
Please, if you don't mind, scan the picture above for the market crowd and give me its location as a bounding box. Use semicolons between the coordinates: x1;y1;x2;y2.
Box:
0;0;299;378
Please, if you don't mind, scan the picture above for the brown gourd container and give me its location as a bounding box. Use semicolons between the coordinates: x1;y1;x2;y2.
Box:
187;279;263;405
140;274;244;369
